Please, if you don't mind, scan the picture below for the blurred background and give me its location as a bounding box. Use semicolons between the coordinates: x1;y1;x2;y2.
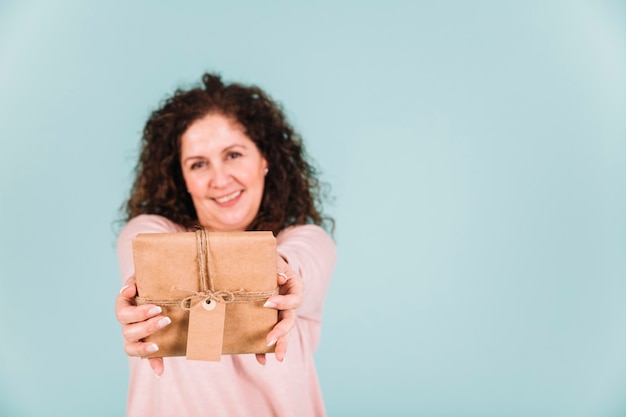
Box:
0;1;625;416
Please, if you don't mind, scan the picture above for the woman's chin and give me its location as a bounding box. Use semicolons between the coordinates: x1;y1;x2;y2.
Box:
199;216;253;232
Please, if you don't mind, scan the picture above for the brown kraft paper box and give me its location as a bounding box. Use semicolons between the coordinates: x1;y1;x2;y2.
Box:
132;230;278;361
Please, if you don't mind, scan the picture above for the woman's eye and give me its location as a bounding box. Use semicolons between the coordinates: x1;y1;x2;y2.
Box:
190;161;206;170
227;152;242;160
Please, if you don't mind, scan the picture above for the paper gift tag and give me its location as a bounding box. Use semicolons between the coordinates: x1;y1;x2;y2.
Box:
186;298;226;361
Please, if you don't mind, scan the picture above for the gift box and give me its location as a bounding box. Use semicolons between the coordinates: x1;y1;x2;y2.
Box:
132;229;278;361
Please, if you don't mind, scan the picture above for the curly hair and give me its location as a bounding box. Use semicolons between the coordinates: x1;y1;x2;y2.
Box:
124;72;333;235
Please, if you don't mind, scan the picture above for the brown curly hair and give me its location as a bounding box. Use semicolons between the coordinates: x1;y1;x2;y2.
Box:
124;72;333;235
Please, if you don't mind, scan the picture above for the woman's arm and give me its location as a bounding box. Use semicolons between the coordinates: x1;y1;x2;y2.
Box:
275;225;337;322
115;215;185;376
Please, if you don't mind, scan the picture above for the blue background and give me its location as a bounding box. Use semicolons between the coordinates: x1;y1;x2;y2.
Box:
1;1;625;416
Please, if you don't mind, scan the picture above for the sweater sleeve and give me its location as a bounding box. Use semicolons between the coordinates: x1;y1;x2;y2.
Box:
276;225;336;322
116;214;186;283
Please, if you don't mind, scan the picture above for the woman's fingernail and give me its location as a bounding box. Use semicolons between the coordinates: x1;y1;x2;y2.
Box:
263;301;277;308
148;306;162;316
119;285;130;294
267;338;277;347
146;343;159;353
157;317;171;329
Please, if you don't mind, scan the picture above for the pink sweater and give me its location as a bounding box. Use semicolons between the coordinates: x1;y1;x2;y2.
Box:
117;215;336;417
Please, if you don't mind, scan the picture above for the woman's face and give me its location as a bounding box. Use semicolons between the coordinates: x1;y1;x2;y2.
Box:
180;113;268;232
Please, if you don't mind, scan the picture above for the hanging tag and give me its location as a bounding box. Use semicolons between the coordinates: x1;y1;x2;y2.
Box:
186;298;226;361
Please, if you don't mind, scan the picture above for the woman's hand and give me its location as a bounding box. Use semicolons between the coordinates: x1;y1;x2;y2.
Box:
115;276;171;376
256;256;303;365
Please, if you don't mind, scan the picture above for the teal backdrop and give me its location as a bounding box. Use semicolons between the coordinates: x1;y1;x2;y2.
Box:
1;1;625;416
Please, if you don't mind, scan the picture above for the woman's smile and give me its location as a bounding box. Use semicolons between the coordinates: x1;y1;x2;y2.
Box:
213;190;243;205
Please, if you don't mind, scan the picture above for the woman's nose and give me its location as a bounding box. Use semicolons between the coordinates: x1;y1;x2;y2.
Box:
209;164;231;188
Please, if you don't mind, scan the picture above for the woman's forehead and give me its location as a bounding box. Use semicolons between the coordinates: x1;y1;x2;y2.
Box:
180;114;254;155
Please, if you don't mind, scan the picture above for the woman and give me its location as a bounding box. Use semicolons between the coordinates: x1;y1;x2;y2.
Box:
115;73;336;417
